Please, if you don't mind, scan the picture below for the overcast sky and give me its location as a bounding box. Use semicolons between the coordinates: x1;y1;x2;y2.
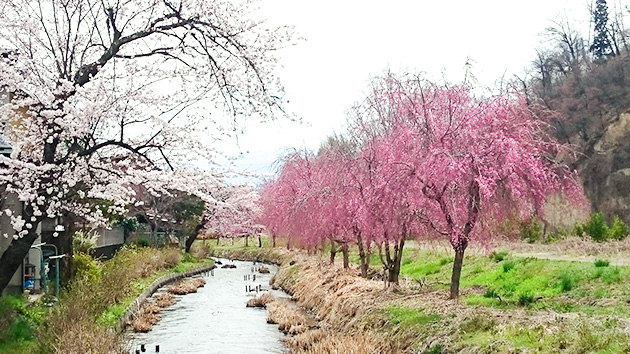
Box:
220;0;601;180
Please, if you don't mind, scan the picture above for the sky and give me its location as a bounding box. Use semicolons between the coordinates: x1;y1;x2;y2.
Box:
222;0;601;180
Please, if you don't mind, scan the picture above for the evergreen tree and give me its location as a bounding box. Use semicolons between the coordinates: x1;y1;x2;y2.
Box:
590;0;613;59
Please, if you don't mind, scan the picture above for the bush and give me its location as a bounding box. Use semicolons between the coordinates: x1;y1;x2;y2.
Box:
520;219;541;243
40;246;185;353
73;252;101;283
72;230;99;254
580;212;609;242
574;213;629;242
601;267;622;283
503;261;515;272
518;291;535;306
609;216;628;240
491;251;508;262
484;288;499;299
134;237;151;247
426;343;445;354
594;259;610;267
560;272;577;292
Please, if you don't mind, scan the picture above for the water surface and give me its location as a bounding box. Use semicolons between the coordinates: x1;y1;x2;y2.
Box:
129;259;287;354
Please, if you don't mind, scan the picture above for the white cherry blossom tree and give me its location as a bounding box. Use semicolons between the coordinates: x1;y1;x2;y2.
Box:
0;0;293;292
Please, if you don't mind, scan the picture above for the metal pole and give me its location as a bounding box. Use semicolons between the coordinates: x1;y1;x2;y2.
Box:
43;244;59;297
40;253;47;295
54;257;59;297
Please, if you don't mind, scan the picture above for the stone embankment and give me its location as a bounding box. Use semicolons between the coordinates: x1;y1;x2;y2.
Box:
118;264;216;332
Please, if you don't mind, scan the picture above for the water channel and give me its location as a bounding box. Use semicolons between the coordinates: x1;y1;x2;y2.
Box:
128;258;289;354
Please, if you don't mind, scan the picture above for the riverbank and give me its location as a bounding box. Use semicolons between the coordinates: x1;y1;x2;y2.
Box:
0;244;214;354
210;241;630;353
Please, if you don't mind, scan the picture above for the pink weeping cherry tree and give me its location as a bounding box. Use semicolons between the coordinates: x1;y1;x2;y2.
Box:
356;73;586;298
259;151;314;250
0;0;294;293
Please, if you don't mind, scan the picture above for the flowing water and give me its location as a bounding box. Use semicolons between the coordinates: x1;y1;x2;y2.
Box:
128;259;288;354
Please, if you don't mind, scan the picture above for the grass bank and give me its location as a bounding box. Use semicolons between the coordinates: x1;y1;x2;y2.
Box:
0;243;214;354
212;239;630;353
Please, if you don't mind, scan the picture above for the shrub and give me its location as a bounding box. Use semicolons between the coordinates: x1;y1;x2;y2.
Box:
503;261;515;272
601;267;622;283
518;291;535;306
520;219;541;243
560;272;577;292
575;212;609;242
491;251;508;262
594;259;610;267
73;252;101;283
484;288;499;298
574;213;628;242
134;237;150;247
39;246;185;353
609;216;628;240
72;230;99;254
426;343;445;354
0;296;32;343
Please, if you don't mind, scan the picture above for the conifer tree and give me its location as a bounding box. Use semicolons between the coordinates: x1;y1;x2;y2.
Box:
591;0;613;59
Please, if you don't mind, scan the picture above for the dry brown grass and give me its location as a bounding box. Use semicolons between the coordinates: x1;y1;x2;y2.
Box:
130;301;162;333
288;329;379;354
40;247;186;353
272;258;386;330
154;292;176;308
167;277;206;295
266;299;314;335
246;293;276;308
506;236;630;262
190;242;211;259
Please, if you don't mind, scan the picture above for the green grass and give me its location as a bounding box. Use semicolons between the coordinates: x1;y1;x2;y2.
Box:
394;249;630;313
0;295;46;353
384;305;440;329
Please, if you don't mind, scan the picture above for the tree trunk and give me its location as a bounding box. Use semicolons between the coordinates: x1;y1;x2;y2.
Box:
216;237;220;245
388;237;405;285
387;264;399;284
185;223;204;253
245;236;248;247
341;243;349;269
272;233;276;248
258;234;262;248
184;234;197;253
0;227;40;295
356;232;370;278
450;246;466;299
329;240;337;264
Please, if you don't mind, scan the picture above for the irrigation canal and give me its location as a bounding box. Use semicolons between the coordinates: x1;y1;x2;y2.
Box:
128;258;289;354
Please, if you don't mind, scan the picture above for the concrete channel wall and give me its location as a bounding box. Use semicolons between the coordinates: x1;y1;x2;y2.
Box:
118;263;217;332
